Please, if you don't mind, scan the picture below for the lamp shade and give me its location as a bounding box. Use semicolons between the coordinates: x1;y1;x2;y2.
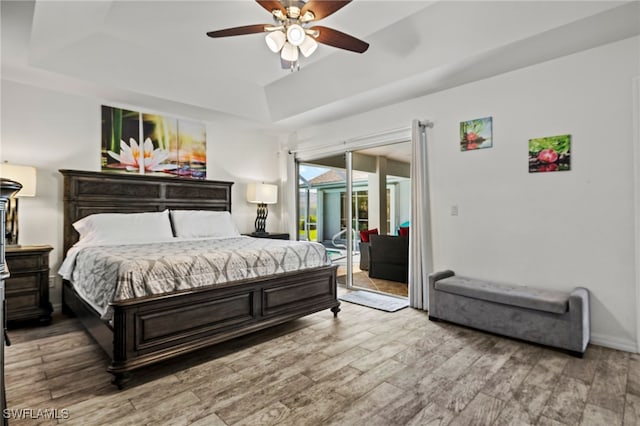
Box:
280;41;299;62
265;30;286;53
247;183;278;204
0;163;36;197
299;35;318;57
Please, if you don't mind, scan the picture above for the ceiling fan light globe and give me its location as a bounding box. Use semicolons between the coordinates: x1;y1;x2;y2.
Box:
287;6;301;19
299;35;317;57
286;24;305;46
281;41;299;62
300;11;315;23
265;31;286;53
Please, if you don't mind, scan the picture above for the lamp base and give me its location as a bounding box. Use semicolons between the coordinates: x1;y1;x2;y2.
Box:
5;197;19;246
254;203;269;234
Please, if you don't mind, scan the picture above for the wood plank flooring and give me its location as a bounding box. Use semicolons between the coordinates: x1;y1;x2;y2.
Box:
3;291;639;425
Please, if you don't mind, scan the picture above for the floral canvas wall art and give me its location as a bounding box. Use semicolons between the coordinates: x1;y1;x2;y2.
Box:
528;134;571;173
175;119;206;178
101;105;206;178
460;116;492;151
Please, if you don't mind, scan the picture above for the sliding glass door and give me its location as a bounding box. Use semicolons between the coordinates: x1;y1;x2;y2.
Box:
297;154;354;286
349;143;411;297
296;141;411;297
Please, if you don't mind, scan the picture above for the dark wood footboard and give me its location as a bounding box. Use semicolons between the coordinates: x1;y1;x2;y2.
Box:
63;265;339;388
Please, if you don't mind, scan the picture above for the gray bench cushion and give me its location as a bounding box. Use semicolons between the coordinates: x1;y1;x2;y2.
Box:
435;276;569;314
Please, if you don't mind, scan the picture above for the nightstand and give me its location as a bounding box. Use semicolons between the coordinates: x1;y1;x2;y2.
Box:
244;233;290;240
5;245;53;325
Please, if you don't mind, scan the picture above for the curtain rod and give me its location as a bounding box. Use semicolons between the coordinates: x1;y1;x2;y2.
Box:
291;124;427;155
289;121;435;159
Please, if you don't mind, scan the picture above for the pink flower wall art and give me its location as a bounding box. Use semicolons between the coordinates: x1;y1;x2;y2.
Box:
460;117;493;151
528;134;571;173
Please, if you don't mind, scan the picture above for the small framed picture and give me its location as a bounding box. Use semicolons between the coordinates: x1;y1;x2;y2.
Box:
460;117;492;151
528;134;571;173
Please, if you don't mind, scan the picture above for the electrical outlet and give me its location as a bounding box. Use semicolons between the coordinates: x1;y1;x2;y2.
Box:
49;275;58;288
451;205;459;216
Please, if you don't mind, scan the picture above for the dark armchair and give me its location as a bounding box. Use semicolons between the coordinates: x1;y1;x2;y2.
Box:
359;242;370;271
367;234;409;283
358;228;378;271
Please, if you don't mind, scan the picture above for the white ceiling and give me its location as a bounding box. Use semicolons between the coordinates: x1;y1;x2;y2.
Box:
2;1;639;134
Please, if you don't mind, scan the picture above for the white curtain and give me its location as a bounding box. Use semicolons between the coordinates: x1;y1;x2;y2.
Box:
408;119;434;310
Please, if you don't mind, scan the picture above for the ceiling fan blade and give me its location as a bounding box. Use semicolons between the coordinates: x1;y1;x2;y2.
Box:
256;0;287;15
310;26;369;53
206;24;269;38
301;1;352;21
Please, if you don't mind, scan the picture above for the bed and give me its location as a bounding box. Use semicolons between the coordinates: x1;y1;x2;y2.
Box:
59;169;339;389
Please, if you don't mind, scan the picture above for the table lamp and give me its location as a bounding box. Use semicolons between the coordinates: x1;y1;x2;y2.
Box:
246;182;278;235
0;164;37;246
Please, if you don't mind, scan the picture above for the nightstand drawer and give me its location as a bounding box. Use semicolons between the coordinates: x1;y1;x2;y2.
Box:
5;275;39;292
6;254;47;272
7;292;39;313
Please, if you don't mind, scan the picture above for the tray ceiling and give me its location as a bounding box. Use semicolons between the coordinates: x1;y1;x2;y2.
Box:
2;1;638;133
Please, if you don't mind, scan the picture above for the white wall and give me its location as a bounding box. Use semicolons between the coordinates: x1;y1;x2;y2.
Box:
291;36;640;352
1;35;637;351
0;80;282;307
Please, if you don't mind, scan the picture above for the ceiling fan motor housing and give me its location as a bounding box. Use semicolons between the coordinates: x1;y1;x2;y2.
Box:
281;1;307;11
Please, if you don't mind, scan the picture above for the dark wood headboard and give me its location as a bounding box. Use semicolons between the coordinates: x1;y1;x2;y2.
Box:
60;170;234;254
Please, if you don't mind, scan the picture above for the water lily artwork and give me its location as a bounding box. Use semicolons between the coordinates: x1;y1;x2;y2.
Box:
107;138;176;172
528;134;571;173
460;117;493;151
101;105;206;178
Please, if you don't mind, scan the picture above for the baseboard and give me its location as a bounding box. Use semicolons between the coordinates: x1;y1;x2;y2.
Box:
590;332;638;353
52;302;62;313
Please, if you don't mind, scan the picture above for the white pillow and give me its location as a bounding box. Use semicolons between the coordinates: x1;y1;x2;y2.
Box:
73;210;174;244
170;210;240;238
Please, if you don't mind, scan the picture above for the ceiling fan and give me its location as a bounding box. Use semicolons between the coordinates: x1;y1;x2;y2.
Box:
206;0;369;70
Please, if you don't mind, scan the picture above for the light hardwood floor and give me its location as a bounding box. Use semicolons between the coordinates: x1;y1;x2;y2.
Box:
4;292;640;425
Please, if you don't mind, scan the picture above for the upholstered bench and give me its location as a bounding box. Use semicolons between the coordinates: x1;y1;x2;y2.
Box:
428;270;590;357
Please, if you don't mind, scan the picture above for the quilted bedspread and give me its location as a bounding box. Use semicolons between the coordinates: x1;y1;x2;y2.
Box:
60;236;330;319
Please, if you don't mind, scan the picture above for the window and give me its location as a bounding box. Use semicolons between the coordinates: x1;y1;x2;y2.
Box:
340;190;369;231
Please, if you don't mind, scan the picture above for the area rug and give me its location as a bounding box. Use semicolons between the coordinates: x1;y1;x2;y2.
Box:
338;290;409;312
